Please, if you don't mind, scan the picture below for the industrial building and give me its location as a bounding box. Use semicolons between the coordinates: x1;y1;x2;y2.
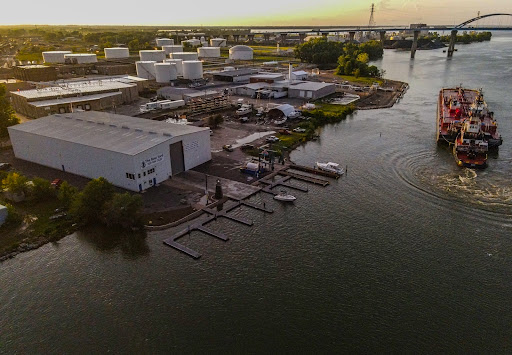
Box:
212;68;259;83
157;87;219;103
8;112;211;192
231;80;335;100
13;65;58;82
287;81;335;99
10;76;145;118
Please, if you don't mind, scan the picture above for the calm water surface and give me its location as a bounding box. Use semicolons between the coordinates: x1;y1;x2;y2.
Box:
1;34;511;353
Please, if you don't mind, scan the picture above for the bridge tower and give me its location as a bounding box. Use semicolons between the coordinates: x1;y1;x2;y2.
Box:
367;3;376;39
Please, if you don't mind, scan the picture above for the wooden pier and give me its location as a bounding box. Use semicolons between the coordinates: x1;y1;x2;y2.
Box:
163;199;273;259
162;163;341;259
280;170;330;187
289;164;340;179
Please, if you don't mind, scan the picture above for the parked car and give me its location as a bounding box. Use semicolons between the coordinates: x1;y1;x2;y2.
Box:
266;136;280;143
279;129;292;135
0;163;12;171
222;144;234;152
240;117;249;123
51;178;63;189
293;127;306;133
240;144;255;151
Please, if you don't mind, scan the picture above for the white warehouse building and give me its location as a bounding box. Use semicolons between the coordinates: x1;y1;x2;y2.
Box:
8;112;211;192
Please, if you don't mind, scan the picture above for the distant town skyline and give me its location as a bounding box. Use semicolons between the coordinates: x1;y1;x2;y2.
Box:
1;0;511;26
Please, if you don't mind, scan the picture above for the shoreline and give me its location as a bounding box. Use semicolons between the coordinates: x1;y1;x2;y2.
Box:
0;78;408;262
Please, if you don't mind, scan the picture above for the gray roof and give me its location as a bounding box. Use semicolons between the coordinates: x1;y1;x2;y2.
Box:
30;92;121;107
9;112;208;156
213;68;257;77
287;81;335;91
12;80;134;101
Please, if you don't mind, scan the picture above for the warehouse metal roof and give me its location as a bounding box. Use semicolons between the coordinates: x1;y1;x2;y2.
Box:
12;80;135;101
30;92;121;107
9;112;209;156
287;81;335;91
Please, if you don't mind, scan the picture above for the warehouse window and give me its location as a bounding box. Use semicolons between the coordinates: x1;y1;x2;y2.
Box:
148;168;155;174
126;173;135;180
84;104;91;111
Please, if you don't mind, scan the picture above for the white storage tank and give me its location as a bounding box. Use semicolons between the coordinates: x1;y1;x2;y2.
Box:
164;59;184;76
64;53;98;64
197;47;221;58
154;62;178;83
136;61;157;80
139;50;166;62
229;45;254;60
182;60;203;80
42;51;72;64
182;39;201;47
156;38;174;46
210;38;227;47
104;47;129;59
162;45;183;55
170;52;198;61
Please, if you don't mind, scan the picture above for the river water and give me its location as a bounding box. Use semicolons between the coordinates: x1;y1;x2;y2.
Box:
1;35;511;353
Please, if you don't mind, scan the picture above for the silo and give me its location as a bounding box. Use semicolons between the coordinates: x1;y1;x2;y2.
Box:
229;45;254;60
197;47;221;58
170;52;198;61
156;38;174;46
104;47;129;59
164;59;183;76
136;61;157;80
139;50;166;62
64;53;98;64
42;51;72;63
182;60;203;80
154;63;177;83
210;38;227;47
162;45;183;55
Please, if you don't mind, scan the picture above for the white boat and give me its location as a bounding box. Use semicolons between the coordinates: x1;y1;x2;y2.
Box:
273;191;296;202
236;105;252;116
316;162;344;175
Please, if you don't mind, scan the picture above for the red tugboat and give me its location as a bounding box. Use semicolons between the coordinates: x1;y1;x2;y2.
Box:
453;118;488;168
437;86;502;168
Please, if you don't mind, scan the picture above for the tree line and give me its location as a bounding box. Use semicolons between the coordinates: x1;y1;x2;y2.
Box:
1;172;144;230
294;38;383;77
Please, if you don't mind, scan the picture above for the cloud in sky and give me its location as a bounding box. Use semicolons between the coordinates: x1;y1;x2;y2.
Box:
0;0;510;25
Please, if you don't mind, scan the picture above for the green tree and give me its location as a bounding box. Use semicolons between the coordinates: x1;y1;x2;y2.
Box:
31;177;55;201
1;172;28;194
70;177;114;224
102;193;143;229
207;114;224;128
57;181;78;208
0;84;19;137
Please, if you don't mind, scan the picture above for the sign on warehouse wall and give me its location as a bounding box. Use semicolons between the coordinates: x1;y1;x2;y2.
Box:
141;153;164;169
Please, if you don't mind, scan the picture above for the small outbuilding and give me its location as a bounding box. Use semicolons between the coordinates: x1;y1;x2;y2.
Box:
0;204;7;227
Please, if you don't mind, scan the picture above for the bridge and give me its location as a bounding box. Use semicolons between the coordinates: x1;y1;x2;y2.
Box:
251;13;512;58
166;13;512;59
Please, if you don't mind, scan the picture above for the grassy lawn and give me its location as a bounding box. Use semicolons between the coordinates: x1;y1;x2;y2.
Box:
336;75;383;86
16;52;43;62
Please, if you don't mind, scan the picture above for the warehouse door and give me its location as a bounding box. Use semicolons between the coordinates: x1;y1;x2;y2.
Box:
169;141;185;175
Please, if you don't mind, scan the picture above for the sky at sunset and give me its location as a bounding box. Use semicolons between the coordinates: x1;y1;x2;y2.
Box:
0;0;511;26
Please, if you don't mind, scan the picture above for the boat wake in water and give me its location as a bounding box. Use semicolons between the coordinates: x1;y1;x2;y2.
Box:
428;169;512;212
